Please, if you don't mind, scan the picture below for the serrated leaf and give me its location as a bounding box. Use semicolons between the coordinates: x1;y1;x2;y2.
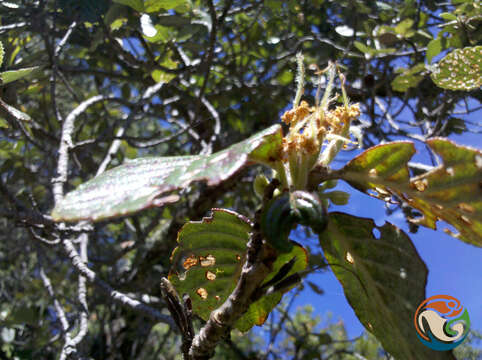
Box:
169;209;251;322
169;209;308;332
235;242;307;332
431;46;482;90
52;124;283;222
319;212;455;360
337;139;482;246
0;67;38;85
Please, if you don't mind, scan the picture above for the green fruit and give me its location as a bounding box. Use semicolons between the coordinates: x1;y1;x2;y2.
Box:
260;191;327;252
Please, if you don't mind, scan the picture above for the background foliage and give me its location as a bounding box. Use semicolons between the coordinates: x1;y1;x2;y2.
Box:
0;0;480;359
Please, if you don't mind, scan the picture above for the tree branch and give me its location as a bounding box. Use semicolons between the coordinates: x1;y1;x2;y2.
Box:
189;230;274;359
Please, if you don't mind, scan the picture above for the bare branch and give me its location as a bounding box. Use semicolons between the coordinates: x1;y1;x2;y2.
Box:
62;238;175;327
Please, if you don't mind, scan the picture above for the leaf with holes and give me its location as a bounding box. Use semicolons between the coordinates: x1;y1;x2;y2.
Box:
431;46;481;91
169;209;308;332
337;139;482;246
168;209;251;322
319;212;455;360
52;124;282;222
234;241;308;332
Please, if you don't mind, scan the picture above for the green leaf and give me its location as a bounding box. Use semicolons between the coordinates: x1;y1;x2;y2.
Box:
0;117;8;128
426;38;444;63
151;69;175;83
337;139;482;246
319;212;455;360
234;242;307;332
0;67;38;85
394;18;414;37
440;12;457;21
52;124;283;222
431;46;482;90
169;209;308;332
391;74;424;92
354;41;375;56
169;209;251;322
113;0;144;12
144;0;191;13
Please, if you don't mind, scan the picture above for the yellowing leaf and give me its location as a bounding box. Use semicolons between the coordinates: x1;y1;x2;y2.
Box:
337;139;482;246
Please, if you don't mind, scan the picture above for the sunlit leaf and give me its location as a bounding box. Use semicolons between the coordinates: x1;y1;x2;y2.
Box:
0;67;38;85
169;209;308;332
431;46;481;90
0;98;31;122
169;209;251;322
52;124;283;222
337;139;482;246
426;38;444;63
394;18;414;37
144;0;190;13
319;212;455;360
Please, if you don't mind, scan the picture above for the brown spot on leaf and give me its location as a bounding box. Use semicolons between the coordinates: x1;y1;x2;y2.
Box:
206;270;216;281
215;295;221;301
183;255;198;270
460;215;472;225
196;288;208;299
458;203;475;213
413;179;428;192
200;254;216;267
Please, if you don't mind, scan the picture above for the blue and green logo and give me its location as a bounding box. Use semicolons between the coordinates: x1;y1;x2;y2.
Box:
414;295;470;351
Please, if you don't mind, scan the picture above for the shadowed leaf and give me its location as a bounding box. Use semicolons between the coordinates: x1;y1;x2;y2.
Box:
235;242;308;332
431;46;481;90
52;124;282;221
319;212;455;360
337;139;482;246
